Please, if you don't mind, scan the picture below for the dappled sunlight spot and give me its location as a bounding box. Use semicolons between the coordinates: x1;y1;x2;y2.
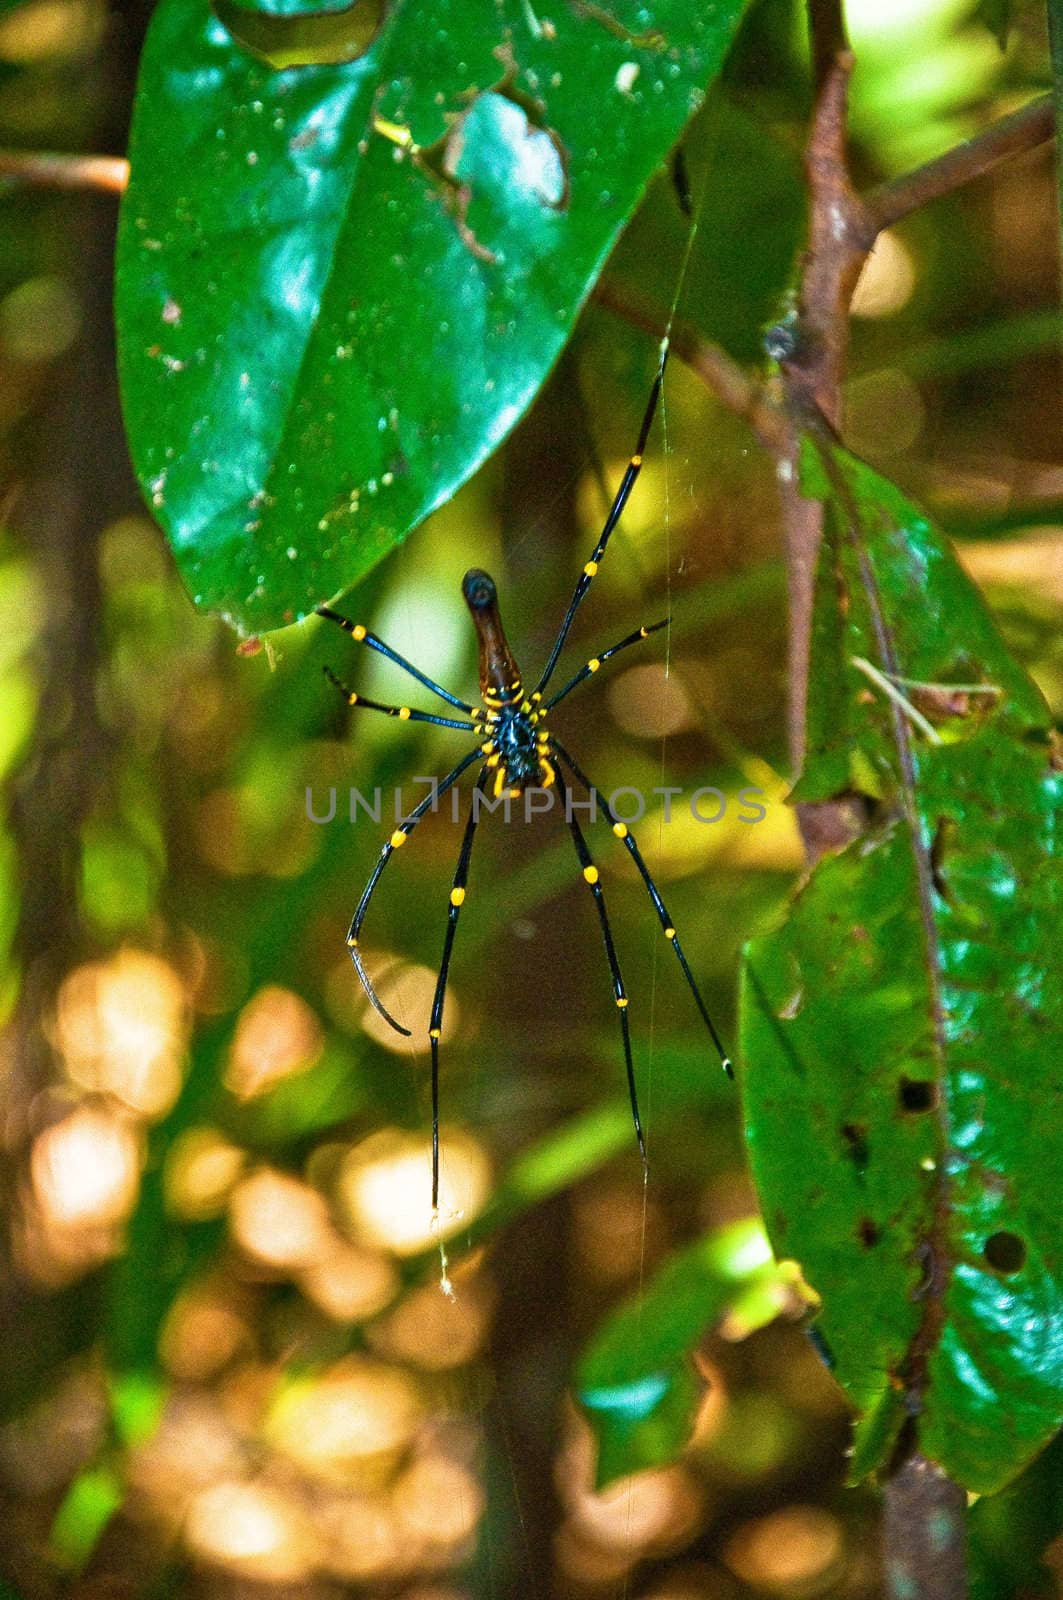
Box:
0;0;102;62
337;1127;491;1256
369;1275;492;1370
607;663;696;739
572;1179;667;1286
226;984;323;1099
165;1126;246;1221
160;1287;251;1382
558;1414;701;1556
708;1392;799;1480
184;1479;317;1581
0;276;81;363
850;230;916;318
846;368;925;457
568;1465;701;1555
641;788;803;878
577;456;668;554
54;948;187;1118
229;1167;331;1270
266;1360;420;1484
358;961;461;1054
723;1505;845;1593
31;1105;141;1230
554;1521;636;1586
0;1368;107;1495
392;1455;484;1550
129;1394;246;1518
314;1493;404;1581
688;1357;728;1447
960;529;1063;608
298;1238;399;1323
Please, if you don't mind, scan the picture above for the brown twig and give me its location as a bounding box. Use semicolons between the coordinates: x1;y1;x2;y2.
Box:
0;149;129;192
866;92;1055;234
592;278;787;454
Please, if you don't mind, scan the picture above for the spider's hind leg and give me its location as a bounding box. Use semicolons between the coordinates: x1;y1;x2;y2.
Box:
550;737;732;1077
553;769;647;1179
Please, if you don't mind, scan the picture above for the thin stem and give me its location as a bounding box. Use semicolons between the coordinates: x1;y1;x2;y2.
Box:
866;92;1055;234
592;278;786;454
0;149;129;192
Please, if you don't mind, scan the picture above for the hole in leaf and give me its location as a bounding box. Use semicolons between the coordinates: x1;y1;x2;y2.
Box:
840;1122;869;1173
857;1217;880;1248
898;1077;936;1113
984;1231;1026;1274
211;0;385;69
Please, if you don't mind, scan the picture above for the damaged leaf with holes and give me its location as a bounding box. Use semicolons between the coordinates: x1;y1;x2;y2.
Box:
116;0;753;633
740;443;1063;1495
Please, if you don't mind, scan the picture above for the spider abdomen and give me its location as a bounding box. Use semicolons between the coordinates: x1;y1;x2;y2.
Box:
483;705;555;795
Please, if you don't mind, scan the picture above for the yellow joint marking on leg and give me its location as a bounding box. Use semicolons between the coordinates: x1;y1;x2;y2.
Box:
429;1027;441;1040
616;995;629;1008
390;829;407;849
398;706;411;720
664;927;676;940
346;934;358;946
541;762;556;788
640;626;648;637
631;453;643;466
531;691;542;703
588;658;601;673
583;560;598;577
612;822;628;839
583;865;599;885
521;699;532;712
450;887;466;907
487;752;500;768
481;741;493;754
348;691;359;705
352;624;367;641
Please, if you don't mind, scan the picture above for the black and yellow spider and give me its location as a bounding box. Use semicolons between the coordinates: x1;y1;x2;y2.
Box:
318;339;731;1209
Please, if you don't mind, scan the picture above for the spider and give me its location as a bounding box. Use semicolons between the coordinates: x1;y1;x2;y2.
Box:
318;338;732;1209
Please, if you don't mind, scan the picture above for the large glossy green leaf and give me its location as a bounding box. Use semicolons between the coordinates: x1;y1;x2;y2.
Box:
576;1218;786;1486
116;0;751;633
740;445;1063;1494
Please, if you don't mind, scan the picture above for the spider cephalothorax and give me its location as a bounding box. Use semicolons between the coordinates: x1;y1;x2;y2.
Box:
317;336;731;1212
462;568;555;796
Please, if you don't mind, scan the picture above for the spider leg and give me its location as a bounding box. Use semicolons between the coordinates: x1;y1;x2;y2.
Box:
317;605;475;713
550;737;733;1077
428;766;489;1211
553;768;646;1181
347;747;483;1035
535;340;669;697
323;665;474;731
543;618;668;713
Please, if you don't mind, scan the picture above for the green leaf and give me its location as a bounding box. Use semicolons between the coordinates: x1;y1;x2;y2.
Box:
576;1218;783;1486
968;1428;1063;1600
604;87;805;364
740;447;1063;1495
795;441;1047;805
116;0;752;633
49;1466;123;1571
